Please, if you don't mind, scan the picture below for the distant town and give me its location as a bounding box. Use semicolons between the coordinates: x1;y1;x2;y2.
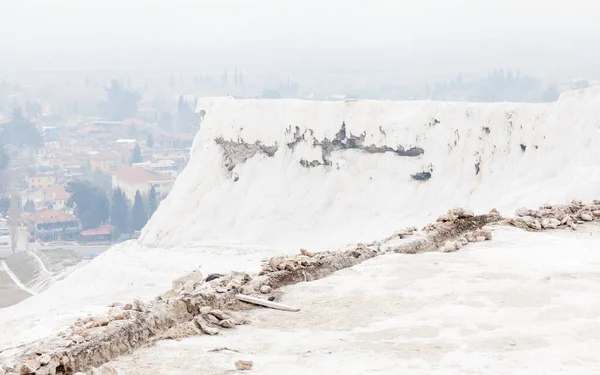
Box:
0;79;197;248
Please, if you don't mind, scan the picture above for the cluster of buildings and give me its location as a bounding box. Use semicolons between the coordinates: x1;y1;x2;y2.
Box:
6;114;195;245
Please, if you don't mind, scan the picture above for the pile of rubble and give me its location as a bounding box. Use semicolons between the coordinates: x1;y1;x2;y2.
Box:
9;203;584;375
503;200;600;232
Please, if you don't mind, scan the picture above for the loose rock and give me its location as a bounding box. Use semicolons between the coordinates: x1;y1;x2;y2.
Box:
260;285;272;294
195;317;219;336
219;319;235;328
516;207;530;217
300;249;315;257
38;355;51;366
235;360;254;371
18;361;36;375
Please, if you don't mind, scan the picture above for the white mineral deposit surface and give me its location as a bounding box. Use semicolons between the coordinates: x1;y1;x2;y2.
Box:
107;226;600;374
3;88;600;374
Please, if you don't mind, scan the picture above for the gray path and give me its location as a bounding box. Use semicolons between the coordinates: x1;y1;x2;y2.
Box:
0;266;31;308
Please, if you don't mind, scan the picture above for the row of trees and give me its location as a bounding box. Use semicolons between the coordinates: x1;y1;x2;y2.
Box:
0;108;43;149
65;180;158;235
427;69;592;103
111;187;158;235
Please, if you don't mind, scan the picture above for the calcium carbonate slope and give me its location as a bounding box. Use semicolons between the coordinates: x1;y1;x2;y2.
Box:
141;87;600;251
2;88;600;355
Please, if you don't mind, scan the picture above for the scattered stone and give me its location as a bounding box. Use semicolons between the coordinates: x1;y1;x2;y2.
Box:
182;280;196;293
38;355;51;366
195;317;219;336
437;214;451;222
541;218;550;229
215;286;227;293
580;212;593;221
516;207;530;217
18;361;36;375
204;274;225;282
235;360;254;371
566;217;577;230
422;223;437;231
547;218;560;229
132;299;147;312
300;249;315;257
473;229;492;240
219;319;235;328
453;208;474;218
208;309;231;321
527;220;542;230
108;308;126;321
260;285;272;294
34;366;53;375
72;335;85;344
441;242;458;253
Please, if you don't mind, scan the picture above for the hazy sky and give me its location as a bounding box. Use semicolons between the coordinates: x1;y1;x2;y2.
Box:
1;0;600;77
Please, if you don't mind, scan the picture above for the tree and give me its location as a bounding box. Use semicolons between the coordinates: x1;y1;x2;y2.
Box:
130;190;147;231
66;180;109;229
147;186;157;219
130;144;142;165
1;108;43;148
158;110;173;131
176;95;200;132
111;226;121;244
23;199;35;213
104;79;141;121
25;101;42;118
146;133;154;148
110;188;130;233
542;84;560;102
573;79;590;90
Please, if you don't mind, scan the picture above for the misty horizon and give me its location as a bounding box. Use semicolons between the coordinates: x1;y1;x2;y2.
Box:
1;0;599;80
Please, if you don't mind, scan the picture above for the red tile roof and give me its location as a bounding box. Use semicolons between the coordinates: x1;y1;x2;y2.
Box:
80;224;113;237
112;166;173;184
26;210;78;225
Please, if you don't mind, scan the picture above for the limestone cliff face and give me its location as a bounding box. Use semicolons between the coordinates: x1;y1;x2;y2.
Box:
141;89;600;250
